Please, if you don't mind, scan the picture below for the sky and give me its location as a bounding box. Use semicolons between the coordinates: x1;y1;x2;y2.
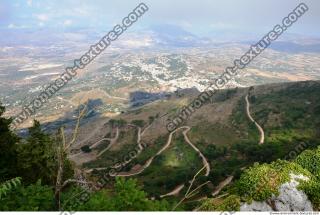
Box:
0;0;319;37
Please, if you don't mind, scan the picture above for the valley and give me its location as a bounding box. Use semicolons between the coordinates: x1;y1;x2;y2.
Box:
62;80;320;208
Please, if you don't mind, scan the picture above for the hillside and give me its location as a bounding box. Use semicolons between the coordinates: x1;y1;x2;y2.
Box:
1;80;320;211
65;80;320;210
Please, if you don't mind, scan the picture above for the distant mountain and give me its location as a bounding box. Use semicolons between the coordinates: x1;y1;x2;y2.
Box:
269;41;320;53
146;24;200;47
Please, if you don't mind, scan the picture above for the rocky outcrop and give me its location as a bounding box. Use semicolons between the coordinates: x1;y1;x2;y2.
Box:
240;173;313;211
241;201;272;211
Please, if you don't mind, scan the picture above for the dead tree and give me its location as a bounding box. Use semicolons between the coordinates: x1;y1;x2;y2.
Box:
54;103;92;210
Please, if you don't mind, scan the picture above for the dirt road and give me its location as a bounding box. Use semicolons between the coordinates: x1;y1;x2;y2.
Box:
245;94;265;145
117;126;210;178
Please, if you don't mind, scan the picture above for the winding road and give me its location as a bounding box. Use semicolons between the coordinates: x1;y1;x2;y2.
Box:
183;127;210;176
81;96;261;199
245;94;265;145
211;175;234;196
96;127;120;157
160;184;185;198
115;126;187;177
69;127;120;159
117;126;210;178
85;122;154;173
81;121;210;198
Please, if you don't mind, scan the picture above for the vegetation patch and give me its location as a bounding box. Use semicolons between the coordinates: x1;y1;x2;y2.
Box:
200;194;241;211
236;160;311;202
136;134;203;196
295;146;320;209
81;145;92;153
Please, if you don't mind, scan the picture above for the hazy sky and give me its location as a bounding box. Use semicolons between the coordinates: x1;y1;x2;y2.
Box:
0;0;319;36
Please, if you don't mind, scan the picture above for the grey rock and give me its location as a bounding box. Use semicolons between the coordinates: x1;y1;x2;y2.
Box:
272;174;313;211
240;201;273;211
240;173;313;211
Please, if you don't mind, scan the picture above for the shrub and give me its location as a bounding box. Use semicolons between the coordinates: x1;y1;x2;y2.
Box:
299;178;320;210
131;120;145;127
81;145;92;153
236;160;311;202
199;195;240;211
295;148;320;179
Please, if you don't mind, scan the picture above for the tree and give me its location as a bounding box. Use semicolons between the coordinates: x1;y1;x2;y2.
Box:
148;116;155;124
131;119;145;127
17;120;58;186
112;177;169;211
204;145;227;160
54;104;93;210
0;177;21;200
75;178;170;211
81;145;92;153
109;118;127;128
0;180;54;211
249;95;256;103
0;104;19;181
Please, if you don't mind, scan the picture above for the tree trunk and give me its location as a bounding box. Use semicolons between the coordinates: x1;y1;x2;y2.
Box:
55;146;64;210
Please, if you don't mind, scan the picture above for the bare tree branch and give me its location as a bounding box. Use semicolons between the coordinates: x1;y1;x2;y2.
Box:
61;179;94;190
54;102;88;210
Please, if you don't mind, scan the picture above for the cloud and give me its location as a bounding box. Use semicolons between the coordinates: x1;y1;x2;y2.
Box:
8;23;16;28
34;14;49;22
209;22;235;30
179;21;193;28
63;19;73;26
73;7;89;16
27;0;32;6
8;24;27;29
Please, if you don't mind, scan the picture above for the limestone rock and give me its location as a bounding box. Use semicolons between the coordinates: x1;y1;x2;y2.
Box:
240;201;272;211
240;173;313;211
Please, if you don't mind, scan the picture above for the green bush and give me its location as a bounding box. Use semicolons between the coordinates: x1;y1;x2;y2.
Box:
0;180;54;211
295;147;320;179
199;195;240;211
81;145;92;153
109;119;127;127
295;147;320;209
131;120;145;127
203;144;227;160
299;178;320;210
76;178;170;211
0;177;21;200
236;160;311;202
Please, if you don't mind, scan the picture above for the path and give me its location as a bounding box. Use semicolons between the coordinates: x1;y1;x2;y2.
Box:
75;121;108;147
83;123;211;198
211;175;234;196
69;127;119;159
189;175;235;205
245;94;265;145
96;127;120;156
183;127;210;176
160;184;185;198
85;122;154;173
117;126;210;178
117;126;187;176
104;91;127;101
